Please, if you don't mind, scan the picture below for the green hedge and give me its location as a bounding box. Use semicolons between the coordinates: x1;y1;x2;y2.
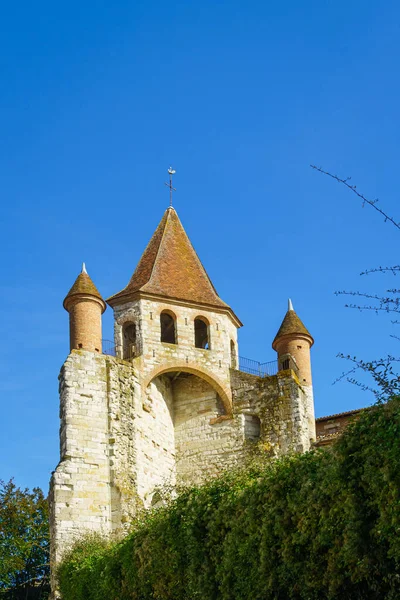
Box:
58;399;400;600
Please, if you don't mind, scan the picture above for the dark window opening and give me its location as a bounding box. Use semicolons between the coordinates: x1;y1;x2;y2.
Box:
244;414;261;441
151;491;162;507
281;358;290;370
194;318;209;349
230;340;237;369
160;312;177;344
123;322;137;359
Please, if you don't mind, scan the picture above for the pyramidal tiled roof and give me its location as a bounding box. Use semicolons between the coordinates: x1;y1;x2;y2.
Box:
63;265;105;311
107;208;236;316
272;301;313;348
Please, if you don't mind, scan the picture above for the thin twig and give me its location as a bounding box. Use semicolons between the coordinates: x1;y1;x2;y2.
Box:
361;266;400;276
310;165;400;231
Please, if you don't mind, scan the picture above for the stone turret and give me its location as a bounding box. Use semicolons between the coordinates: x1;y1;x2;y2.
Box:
272;299;315;442
63;263;106;353
272;299;313;384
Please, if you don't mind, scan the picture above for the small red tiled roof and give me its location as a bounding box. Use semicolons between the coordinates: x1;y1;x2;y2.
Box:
107;208;238;321
272;307;313;348
316;408;365;422
63;268;105;311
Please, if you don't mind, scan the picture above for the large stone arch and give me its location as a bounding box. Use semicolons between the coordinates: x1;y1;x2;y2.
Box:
142;360;233;416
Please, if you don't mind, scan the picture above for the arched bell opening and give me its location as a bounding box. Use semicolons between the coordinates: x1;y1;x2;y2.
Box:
194;316;210;349
160;310;177;344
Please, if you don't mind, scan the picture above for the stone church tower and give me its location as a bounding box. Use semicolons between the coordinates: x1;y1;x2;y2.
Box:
49;204;316;575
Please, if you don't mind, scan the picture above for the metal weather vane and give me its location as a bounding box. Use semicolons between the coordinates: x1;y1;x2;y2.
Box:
165;167;176;207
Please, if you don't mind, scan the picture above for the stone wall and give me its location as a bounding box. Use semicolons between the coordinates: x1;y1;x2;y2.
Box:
50;347;314;596
137;375;176;504
49;351;110;598
50;352;110;559
50;352;140;566
173;374;243;484
231;369;312;455
304;385;316;442
105;357;140;530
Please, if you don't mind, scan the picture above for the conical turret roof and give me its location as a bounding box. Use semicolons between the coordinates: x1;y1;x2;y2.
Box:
272;299;313;348
107;207;240;324
63;264;106;312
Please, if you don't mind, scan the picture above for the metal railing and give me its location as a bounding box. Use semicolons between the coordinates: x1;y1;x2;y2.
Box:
238;355;299;378
238;357;278;377
102;341;298;379
102;339;116;356
102;340;138;359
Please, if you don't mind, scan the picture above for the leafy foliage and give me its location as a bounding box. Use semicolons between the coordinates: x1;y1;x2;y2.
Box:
0;480;49;599
58;398;400;600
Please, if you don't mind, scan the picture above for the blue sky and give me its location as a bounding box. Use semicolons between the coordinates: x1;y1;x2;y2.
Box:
1;1;399;491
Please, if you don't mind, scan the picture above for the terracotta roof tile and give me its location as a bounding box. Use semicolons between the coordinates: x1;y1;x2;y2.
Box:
63;271;105;311
272;308;313;348
316;408;365;422
107;207;233;313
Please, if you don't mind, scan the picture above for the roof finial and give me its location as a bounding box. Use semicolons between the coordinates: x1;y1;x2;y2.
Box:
82;262;87;274
288;298;294;311
165;167;176;207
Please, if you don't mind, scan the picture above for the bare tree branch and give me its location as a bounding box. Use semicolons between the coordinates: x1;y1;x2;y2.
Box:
334;354;400;402
344;305;400;314
0;573;50;591
335;290;400;302
361;266;400;276
335;290;400;313
310;165;400;231
311;165;400;401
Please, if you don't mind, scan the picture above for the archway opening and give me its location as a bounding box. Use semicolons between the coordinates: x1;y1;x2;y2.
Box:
123;322;137;359
141;369;226;504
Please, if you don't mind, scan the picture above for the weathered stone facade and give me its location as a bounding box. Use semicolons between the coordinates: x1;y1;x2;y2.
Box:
50;351;313;566
50;205;316;595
